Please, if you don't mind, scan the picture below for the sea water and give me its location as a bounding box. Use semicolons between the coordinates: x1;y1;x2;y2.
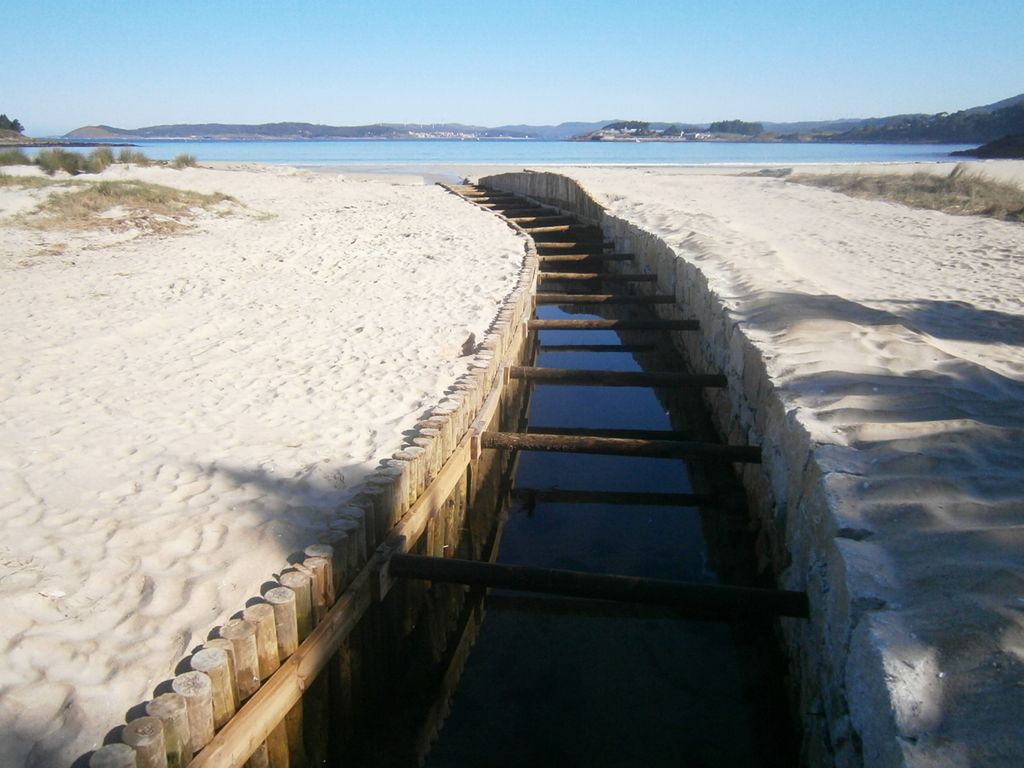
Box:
32;138;975;167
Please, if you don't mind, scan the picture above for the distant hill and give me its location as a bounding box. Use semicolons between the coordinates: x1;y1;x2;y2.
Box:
761;119;862;134
961;93;1024;116
65;121;614;141
64;94;1024;144
67;122;428;140
823;96;1024;143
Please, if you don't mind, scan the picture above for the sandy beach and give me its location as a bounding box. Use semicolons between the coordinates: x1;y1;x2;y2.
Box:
0;162;525;765
2;156;1023;765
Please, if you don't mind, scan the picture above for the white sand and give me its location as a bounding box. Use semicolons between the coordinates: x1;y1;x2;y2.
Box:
527;163;1024;765
0;163;525;765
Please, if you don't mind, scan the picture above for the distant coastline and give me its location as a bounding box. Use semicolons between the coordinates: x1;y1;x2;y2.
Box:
0;134;134;149
58;92;1024;146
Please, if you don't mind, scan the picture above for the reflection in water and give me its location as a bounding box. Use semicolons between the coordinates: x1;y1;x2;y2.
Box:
351;307;796;767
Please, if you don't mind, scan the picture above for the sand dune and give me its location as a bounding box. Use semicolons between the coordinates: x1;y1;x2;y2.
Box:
0;163;525;765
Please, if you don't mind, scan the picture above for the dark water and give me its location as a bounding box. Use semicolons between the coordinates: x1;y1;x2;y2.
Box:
421;307;796;768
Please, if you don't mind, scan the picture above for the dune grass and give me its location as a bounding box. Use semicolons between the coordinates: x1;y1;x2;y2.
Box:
86;146;115;173
0;172;66;189
170;153;198;169
788;164;1024;223
0;148;32;166
19;179;236;233
117;149;153;166
10;147;198;178
34;148;87;175
32;147;123;175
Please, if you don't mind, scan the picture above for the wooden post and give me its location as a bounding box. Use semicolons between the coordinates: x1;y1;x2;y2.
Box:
246;743;269;768
220;619;261;701
331;540;354;758
413;426;442;478
283;700;307;768
170;671;215;754
356;485;388;546
89;744;137;768
202;639;239;711
336;508;368;569
322;532;353;593
264;590;306;768
266;722;290;768
381;463;410;519
394;447;426;502
145;693;192;768
279;570;313;641
190;648;236;730
301;553;332;768
243;603;282;681
303;556;332;625
264;587;299;659
304;545;336;603
122;716;167;768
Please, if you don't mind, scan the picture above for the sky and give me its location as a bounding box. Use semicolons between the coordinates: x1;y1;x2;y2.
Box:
4;0;1023;136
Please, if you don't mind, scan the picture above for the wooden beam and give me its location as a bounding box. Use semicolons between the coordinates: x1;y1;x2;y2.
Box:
538;253;634;262
509;366;727;388
537;272;657;282
508;215;574;224
527;425;696;440
539;343;656;353
535;242;612;251
483;205;549;212
535;293;675;305
480;431;762;462
529;318;699;331
387;554;809;619
512;487;713;507
521;224;578;234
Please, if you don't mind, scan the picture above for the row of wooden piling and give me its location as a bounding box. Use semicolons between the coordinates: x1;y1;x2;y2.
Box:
90;541;342;768
89;186;539;768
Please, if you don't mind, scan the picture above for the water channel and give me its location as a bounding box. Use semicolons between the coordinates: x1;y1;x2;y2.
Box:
349;297;797;767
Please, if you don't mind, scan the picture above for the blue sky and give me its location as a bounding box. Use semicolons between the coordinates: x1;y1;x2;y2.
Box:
5;0;1022;135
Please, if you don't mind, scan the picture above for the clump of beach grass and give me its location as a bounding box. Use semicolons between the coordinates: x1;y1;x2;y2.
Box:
19;179;236;233
86;146;115;173
788;164;1024;223
170;153;198;169
35;148;87;175
0;148;32;166
117;148;153;166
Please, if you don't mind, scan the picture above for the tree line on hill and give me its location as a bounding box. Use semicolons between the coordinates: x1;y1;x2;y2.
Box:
1;114;25;133
828;101;1024;143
